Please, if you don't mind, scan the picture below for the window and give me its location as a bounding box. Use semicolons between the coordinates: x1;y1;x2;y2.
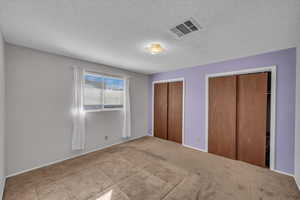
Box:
84;72;124;111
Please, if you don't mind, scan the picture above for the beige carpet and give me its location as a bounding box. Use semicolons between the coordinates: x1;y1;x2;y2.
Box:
4;136;300;200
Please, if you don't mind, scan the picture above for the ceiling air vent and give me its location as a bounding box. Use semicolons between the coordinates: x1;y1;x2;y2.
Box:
170;18;202;38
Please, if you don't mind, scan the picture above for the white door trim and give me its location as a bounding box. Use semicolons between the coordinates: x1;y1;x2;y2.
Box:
151;78;185;145
205;65;277;171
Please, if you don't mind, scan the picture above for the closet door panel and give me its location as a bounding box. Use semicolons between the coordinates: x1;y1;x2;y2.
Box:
237;73;268;167
167;81;183;144
208;76;237;159
154;83;168;140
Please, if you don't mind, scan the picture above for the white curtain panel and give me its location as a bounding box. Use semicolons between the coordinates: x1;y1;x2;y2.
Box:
72;67;86;150
122;78;131;138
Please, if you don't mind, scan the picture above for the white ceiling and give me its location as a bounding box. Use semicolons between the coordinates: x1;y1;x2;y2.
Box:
0;0;299;74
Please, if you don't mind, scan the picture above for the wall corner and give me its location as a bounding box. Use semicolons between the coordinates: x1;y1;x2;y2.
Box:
295;46;300;190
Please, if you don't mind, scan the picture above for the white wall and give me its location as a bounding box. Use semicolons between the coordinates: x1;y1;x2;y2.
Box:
5;44;148;176
0;31;6;196
296;46;300;189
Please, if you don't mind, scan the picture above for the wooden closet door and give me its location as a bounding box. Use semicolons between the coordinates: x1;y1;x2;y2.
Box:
154;83;168;140
208;76;237;159
237;73;268;167
167;81;183;144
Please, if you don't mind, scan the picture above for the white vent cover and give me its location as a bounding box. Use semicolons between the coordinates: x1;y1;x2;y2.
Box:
170;18;202;38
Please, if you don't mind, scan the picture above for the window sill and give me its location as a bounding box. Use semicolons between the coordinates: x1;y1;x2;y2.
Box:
85;108;123;113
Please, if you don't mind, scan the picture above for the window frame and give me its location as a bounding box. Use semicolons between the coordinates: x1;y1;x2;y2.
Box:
84;71;125;113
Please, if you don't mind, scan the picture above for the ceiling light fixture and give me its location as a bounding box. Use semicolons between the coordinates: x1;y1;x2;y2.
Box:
146;43;165;55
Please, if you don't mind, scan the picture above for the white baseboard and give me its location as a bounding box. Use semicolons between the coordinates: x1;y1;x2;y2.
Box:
151;136;207;153
6;135;146;178
0;177;6;200
296;177;300;190
272;169;294;177
182;144;207;152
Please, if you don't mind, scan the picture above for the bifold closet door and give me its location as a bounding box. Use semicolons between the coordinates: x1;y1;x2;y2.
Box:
208;76;237;159
154;83;168;140
237;73;268;167
167;81;183;144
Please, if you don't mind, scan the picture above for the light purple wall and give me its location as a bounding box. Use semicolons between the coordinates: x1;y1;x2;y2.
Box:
148;48;296;174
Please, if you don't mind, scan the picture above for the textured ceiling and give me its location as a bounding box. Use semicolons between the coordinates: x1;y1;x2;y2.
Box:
0;0;299;74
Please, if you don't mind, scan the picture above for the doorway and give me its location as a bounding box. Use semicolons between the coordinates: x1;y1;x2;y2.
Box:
152;79;184;144
205;66;276;170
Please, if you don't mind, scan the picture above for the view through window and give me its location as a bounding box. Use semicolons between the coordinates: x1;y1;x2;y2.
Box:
84;72;124;111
